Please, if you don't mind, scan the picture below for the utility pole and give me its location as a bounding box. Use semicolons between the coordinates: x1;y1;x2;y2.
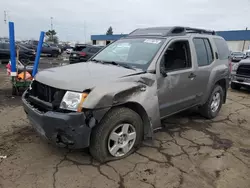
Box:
4;11;7;24
84;21;87;43
50;17;53;41
3;11;8;39
242;27;248;52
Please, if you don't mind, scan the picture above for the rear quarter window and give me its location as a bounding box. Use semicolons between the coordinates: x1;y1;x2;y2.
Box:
213;38;230;60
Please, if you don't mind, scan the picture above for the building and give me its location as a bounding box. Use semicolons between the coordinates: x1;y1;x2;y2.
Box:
91;29;250;52
216;30;250;52
91;34;127;46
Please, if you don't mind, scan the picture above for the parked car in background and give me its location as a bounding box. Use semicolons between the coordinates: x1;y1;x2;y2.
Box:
0;42;36;63
22;40;61;57
245;50;250;58
23;26;230;162
231;52;246;62
69;45;103;64
73;44;91;51
231;58;250;90
65;47;74;54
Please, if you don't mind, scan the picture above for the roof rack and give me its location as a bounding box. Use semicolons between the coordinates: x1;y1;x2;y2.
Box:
128;26;216;37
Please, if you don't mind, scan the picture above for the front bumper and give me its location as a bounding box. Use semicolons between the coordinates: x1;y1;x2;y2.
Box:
231;74;250;86
22;91;92;149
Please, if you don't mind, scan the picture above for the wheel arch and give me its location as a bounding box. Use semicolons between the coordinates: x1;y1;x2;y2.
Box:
214;78;228;103
118;102;153;140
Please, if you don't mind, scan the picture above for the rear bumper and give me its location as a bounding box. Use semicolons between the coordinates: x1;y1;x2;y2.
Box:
22;91;92;149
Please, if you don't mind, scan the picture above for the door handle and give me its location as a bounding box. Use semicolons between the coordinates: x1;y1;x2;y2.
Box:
188;73;196;79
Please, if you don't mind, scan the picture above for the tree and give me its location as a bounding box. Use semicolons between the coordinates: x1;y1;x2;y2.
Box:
106;26;113;35
46;35;59;44
45;30;58;44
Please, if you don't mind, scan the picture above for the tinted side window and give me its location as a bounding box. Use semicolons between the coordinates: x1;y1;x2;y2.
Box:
193;38;208;66
161;40;192;71
204;39;214;64
213;38;229;60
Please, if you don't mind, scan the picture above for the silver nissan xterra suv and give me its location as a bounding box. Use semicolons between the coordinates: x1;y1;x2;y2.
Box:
22;26;230;162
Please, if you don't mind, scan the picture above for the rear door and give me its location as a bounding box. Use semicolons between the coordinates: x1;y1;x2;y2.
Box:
191;37;215;102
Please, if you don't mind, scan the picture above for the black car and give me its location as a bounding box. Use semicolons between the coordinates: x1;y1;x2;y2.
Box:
69;45;103;64
0;42;36;63
22;40;61;57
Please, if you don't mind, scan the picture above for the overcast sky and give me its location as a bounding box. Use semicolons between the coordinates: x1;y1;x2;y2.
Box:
0;0;249;42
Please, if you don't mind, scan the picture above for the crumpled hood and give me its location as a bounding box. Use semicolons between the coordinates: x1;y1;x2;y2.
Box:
35;62;143;92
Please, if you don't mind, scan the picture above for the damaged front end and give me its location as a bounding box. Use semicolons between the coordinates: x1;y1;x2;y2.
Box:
22;81;109;149
22;71;161;149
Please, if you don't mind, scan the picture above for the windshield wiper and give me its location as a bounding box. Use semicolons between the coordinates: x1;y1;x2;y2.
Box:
105;61;137;70
91;59;104;63
92;59;136;70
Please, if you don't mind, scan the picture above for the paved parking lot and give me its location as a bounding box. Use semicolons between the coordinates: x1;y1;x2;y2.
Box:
0;63;250;188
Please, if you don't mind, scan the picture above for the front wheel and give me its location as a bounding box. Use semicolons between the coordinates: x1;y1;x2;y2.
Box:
89;107;143;162
200;85;224;119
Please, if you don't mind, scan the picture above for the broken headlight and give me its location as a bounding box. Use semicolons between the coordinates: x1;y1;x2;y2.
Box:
60;91;88;112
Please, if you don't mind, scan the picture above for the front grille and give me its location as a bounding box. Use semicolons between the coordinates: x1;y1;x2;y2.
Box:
28;81;65;111
236;64;250;77
30;81;56;102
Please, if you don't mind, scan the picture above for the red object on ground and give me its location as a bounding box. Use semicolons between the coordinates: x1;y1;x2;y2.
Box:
6;63;11;75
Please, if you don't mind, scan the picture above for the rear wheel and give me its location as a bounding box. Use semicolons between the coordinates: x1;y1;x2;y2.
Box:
52;52;59;58
200;85;224;119
89;107;143;162
231;82;241;90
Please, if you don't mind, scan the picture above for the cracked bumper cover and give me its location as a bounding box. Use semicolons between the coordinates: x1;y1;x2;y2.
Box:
22;92;92;149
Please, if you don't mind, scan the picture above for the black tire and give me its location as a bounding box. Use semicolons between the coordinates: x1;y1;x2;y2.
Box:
52;52;59;58
231;82;241;90
200;85;224;119
89;107;143;163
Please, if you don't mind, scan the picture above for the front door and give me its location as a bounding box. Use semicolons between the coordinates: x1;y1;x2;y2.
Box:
157;39;199;118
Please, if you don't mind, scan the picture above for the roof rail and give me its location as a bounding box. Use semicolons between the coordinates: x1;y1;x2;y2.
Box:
127;26;216;37
184;27;216;35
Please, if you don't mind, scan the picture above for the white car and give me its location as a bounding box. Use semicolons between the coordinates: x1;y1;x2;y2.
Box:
66;48;73;54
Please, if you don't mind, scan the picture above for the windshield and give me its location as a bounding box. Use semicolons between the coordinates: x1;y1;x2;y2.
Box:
92;38;165;70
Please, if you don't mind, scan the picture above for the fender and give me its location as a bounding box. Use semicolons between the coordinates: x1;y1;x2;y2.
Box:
82;73;161;138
